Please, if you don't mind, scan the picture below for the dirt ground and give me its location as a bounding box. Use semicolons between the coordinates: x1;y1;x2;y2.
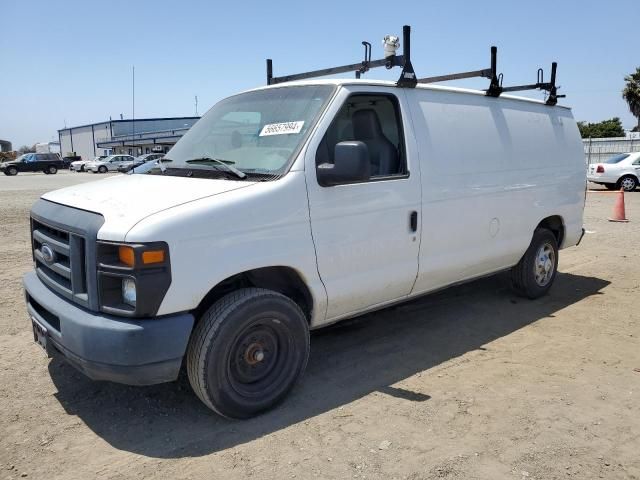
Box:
1;171;638;480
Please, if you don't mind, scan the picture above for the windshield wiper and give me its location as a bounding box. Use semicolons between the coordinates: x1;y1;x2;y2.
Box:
185;157;247;179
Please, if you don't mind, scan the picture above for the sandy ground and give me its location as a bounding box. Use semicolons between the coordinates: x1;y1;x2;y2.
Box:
0;170;638;480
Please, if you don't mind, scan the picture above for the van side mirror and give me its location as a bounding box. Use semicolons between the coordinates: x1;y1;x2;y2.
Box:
317;141;371;186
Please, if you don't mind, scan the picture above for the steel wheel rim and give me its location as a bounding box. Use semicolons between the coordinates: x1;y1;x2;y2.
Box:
621;178;635;191
227;320;292;398
534;242;555;287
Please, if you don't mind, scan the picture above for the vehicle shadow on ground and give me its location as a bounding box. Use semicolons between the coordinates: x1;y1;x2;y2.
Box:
48;271;609;458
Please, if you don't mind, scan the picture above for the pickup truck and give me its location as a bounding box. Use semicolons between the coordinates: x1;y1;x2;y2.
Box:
1;153;65;175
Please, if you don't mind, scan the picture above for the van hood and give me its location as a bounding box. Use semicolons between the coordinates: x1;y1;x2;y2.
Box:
41;174;256;241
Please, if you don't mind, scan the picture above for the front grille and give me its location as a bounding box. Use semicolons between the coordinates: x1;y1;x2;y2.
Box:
32;218;89;308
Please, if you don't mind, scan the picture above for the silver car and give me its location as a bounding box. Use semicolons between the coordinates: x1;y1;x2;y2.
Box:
86;154;135;173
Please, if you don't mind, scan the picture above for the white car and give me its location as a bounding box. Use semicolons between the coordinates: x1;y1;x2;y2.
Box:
86;154;135;173
128;156;166;174
70;157;103;172
587;152;640;191
22;77;585;419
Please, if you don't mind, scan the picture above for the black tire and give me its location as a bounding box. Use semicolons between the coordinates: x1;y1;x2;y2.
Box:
511;228;559;299
605;183;617;190
187;288;310;419
98;165;107;173
617;175;638;192
79;165;85;172
6;166;18;176
47;165;57;174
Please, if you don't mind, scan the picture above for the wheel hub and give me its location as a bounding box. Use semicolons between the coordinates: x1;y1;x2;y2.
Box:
230;326;279;385
244;343;265;365
534;243;555;286
622;178;635;190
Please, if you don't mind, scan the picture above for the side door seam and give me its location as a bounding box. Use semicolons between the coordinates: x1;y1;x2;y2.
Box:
401;89;423;295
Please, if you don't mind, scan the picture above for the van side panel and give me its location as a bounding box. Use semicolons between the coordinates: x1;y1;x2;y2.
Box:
407;88;585;295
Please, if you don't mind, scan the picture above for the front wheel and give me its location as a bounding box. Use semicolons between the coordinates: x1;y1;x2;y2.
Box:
6;166;18;176
47;165;58;174
511;228;559;299
187;288;310;419
617;175;638;192
98;165;108;173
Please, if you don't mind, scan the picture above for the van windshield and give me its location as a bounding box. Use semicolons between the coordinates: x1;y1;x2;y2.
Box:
154;85;335;179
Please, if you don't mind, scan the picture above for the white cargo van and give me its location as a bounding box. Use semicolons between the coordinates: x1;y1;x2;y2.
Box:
23;28;585;418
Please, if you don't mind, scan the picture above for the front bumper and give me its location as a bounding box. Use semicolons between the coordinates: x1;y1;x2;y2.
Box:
23;270;194;386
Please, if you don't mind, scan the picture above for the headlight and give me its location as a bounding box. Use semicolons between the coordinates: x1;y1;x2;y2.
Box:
97;241;171;317
122;278;137;306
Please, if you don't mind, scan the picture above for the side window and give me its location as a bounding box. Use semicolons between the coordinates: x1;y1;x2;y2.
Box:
315;94;406;180
633;158;640;166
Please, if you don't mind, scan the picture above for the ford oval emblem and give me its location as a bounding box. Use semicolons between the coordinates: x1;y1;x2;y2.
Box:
41;244;56;264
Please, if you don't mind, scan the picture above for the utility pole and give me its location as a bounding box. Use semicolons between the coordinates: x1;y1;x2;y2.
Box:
132;65;136;156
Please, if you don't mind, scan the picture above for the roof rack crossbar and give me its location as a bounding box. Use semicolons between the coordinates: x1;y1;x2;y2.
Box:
267;57;403;85
266;25;416;88
416;46;503;96
417;68;493;84
495;62;565;105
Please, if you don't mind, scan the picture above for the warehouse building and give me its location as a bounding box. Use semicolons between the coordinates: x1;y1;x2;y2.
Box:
58;117;199;161
0;139;12;152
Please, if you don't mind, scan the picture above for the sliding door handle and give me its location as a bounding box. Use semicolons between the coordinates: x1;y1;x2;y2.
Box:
410;211;418;232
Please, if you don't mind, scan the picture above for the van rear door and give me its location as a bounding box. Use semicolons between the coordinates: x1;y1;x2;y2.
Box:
305;87;421;321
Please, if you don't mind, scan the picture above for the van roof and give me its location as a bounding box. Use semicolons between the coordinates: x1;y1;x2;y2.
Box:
246;78;572;110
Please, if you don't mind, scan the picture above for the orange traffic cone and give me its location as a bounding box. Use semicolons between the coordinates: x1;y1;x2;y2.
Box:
608;188;629;222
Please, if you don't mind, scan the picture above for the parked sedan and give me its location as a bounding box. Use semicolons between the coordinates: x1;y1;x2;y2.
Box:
117;153;164;173
70;156;105;172
86;154;135;173
587;152;640;191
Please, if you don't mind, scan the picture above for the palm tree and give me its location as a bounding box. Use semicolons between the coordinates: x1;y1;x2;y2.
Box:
622;68;640;131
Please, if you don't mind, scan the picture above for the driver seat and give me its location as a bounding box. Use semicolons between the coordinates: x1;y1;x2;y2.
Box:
351;109;399;176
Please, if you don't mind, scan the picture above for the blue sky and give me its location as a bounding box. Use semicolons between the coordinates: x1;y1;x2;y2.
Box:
1;0;638;148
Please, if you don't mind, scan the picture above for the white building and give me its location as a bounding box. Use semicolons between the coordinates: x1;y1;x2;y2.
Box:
58;117;199;160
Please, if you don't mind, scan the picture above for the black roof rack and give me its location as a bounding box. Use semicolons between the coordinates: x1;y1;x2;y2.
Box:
266;25;564;106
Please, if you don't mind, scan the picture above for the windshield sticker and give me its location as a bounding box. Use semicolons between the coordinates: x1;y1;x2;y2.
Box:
259;121;305;136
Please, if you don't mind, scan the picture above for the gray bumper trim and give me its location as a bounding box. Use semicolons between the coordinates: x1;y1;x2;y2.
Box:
24;271;194;386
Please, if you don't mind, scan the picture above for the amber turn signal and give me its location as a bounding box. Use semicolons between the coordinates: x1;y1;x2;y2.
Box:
142;249;165;265
118;246;135;267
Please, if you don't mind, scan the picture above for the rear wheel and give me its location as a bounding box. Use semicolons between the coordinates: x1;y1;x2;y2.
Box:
98;165;108;173
187;288;310;419
511;228;559;299
617;175;638;192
